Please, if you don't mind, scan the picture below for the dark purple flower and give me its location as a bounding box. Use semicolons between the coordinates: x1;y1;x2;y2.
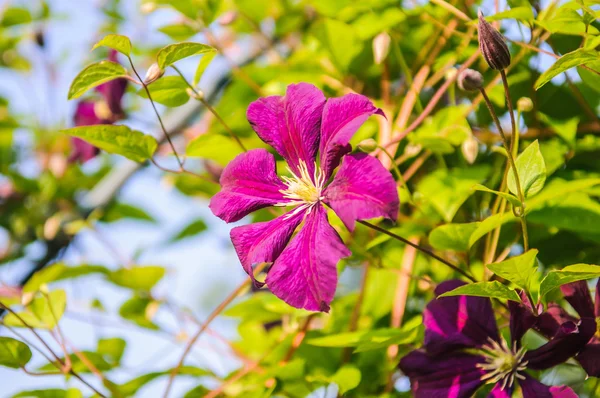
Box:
69;101;103;163
95;50;128;120
399;280;594;398
209;83;399;312
538;280;600;378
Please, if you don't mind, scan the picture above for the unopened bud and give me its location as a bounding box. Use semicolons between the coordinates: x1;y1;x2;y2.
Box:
445;67;458;81
218;11;238;26
141;2;156;13
517;97;533;113
457;69;483;91
461;135;479;164
373;32;391;65
144;63;164;85
478;10;511;70
357;138;378;152
21;291;34;306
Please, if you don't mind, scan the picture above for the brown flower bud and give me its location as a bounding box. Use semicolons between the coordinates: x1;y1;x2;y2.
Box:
478;10;511;70
373;32;391;65
457;69;483;91
144;63;164;85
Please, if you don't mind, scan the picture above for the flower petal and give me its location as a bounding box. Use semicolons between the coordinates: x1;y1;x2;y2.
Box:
595;279;599;317
561;280;595;318
576;341;600;377
398;350;485;398
74;101;103;126
69;138;100;164
508;297;537;346
247;83;326;177
230;209;304;288
323;153;399;231
535;304;577;339
519;374;577;398
266;205;350;312
319;93;384;178
96;50;127;119
525;318;596;370
487;384;513;398
209;149;288;223
424;280;499;355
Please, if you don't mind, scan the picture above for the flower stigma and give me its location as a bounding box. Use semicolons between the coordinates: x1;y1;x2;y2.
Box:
477;337;528;391
277;160;326;217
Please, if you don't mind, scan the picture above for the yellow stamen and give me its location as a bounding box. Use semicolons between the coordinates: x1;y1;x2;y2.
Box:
277;161;325;211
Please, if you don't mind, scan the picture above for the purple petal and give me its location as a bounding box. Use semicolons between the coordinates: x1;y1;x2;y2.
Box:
230;209;304;288
561;280;595;318
319;93;384;178
265;205;350;312
398;350;485;398
519;374;577;398
576;341;600;377
487;384;513;398
508;297;537;346
535;304;577;339
247;83;326;177
209;149;288;223
323;153;399;231
525;318;596;370
595;278;599;317
74;101;103;126
69;138;100;164
424;280;499;355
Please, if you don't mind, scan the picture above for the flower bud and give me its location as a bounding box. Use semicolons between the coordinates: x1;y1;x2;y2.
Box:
373;32;391;65
357;138;378;152
461;135;479;164
517;97;533;113
478;10;511;70
144;63;164;85
445;67;458;81
404;143;422;158
457;69;483;91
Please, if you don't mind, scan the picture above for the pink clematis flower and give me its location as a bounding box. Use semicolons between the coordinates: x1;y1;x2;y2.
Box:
210;83;399;312
69;50;128;164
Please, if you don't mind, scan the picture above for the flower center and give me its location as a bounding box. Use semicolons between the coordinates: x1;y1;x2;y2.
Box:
477;337;528;391
278;160;325;207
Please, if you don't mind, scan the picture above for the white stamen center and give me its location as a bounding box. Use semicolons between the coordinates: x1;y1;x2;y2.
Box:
276;161;326;217
477;337;528;391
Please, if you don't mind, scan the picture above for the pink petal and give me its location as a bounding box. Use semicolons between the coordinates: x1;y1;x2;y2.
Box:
266;205;350;312
230;209;305;287
74;101;103;126
487;384;513;398
96;50;127;119
209;149;288;223
319;93;384;178
247;83;325;177
323;153;398;231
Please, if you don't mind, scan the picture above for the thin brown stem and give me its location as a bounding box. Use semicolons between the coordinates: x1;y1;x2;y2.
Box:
127;57;184;169
500;71;516;154
358;220;476;282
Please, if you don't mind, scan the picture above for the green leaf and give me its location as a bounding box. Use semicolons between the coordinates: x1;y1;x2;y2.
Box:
157;42;216;69
23;264;109;293
5;290;67;329
39;351;113;373
13;389;83;398
193;52;216;86
307;332;364;347
186;134;243;166
1;7;32;27
107;266;165;291
102;202;156;223
535;49;599;90
428;222;481;252
540;264;600;299
67;61;129;100
438;281;522;302
119;296;160;330
62;125;158;163
137;76;190;107
473;184;522;207
170;219;207;242
485;6;534;21
97;338;126;365
507;140;546;198
314;18;362;73
0;337;31;369
331;365;361;394
158;24;197;41
538;113;579;147
92;34;132;56
487;249;538;291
